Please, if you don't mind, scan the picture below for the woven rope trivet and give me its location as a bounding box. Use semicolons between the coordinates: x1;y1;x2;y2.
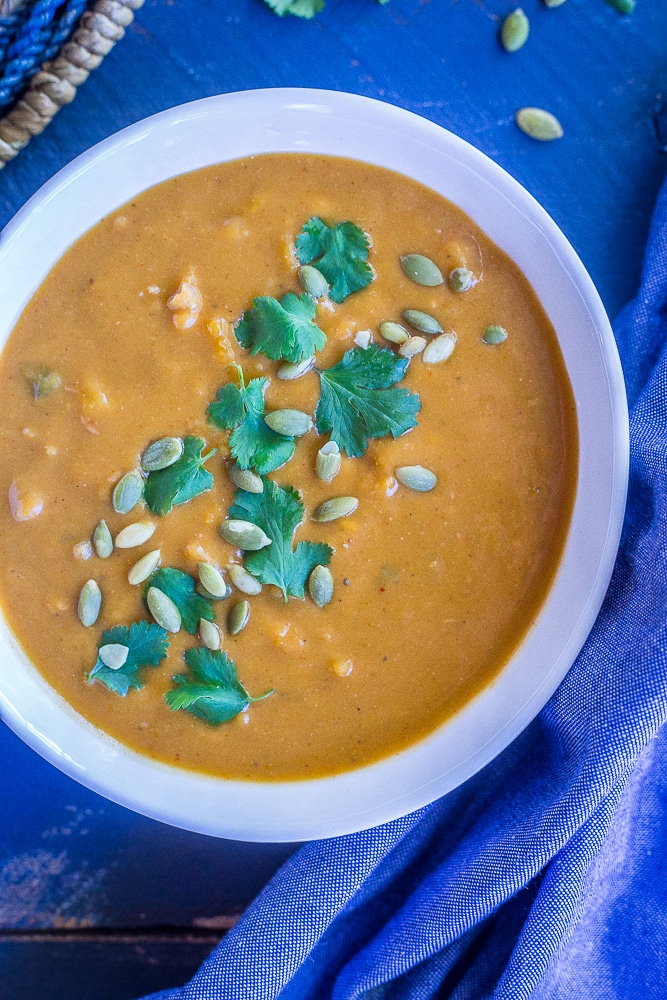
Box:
0;0;144;169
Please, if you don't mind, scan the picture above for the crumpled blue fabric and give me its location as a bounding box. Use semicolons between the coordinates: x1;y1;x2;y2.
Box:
144;171;667;1000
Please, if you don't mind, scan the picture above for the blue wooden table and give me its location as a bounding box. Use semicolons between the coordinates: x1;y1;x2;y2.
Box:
0;1;665;997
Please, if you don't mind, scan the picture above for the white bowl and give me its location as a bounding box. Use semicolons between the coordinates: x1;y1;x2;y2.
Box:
0;89;628;842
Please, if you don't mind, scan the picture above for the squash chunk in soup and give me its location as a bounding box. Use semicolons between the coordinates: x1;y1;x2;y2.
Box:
0;154;577;781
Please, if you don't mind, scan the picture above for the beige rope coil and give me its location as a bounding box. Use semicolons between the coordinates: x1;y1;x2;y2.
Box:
0;0;144;168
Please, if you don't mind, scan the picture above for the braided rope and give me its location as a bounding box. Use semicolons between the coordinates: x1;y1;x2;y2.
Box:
0;0;144;168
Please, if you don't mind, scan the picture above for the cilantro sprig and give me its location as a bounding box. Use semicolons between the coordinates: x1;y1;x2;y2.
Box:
316;344;421;457
86;621;169;696
144;436;216;516
165;647;273;725
147;568;215;634
229;480;332;600
235;293;326;364
207;365;295;474
295;217;374;303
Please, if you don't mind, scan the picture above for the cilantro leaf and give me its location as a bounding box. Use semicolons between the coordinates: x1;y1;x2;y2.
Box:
144;436;216;516
207;365;295;474
235;293;326;364
316;344;421;457
229;480;332;600
147;567;215;634
295;217;374;303
86;621;169;697
263;0;324;16
165;647;273;725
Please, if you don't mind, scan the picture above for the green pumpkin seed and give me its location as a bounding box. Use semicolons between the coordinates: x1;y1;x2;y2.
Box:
196;583;231;601
277;356;317;381
112;470;144;514
312;496;359;523
501;8;529;52
115;520;156;548
128;549;161;585
544;0;567;7
308;564;334;607
228;563;263;596
396;465;438;492
402;310;443;335
228;600;250;635
98;643;129;670
448;268;475;293
298;264;330;299
227;462;264;494
147;586;181;633
199;618;221;651
78;579;102;627
516;107;563;141
603;0;634;11
197;562;229;599
482;325;508;345
399;337;427;358
316;441;342;482
93;519;113;559
379;321;410;345
141;436;184;472
422;332;457;364
400;254;444;287
219;519;272;551
25;368;62;400
264;409;313;438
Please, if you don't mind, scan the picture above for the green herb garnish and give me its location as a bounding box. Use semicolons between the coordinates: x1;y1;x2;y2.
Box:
207;365;295;474
235;293;326;364
143;435;216;516
316;344;421;457
263;0;324;17
228;480;332;601
146;567;215;634
86;621;169;696
165;647;273;725
295;217;374;303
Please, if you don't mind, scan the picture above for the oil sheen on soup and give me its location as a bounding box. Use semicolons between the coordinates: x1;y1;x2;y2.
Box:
0;154;578;780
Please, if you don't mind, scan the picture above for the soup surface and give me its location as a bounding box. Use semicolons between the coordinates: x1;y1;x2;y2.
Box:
0;154;577;780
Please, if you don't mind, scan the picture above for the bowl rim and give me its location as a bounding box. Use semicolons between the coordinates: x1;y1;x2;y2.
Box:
0;88;629;842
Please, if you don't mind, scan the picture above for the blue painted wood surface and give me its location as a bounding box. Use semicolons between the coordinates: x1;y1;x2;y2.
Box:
0;0;666;994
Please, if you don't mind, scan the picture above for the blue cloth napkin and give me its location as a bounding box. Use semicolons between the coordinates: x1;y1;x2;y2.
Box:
144;172;667;1000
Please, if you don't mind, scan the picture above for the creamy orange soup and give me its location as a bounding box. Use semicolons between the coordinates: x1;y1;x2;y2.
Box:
0;154;577;780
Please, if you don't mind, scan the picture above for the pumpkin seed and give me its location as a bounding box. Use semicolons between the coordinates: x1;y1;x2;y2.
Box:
264;409;313;437
277;356;317;381
400;254;444;287
199;618;221;651
197;562;229;599
402;310;443;334
147;586;181;633
482;325;508;345
196;583;231;601
298;264;329;299
112;470;144;514
448;268;474;293
115;520;156;548
128;549;161;585
98;643;129;670
93;519;113;559
219;519;272;551
501;7;529;52
544;0;567;7
228;563;263;596
399;337;427;358
308;565;334;607
227;462;264;494
316;441;342;482
25;368;61;400
141;436;184;472
78;579;102;627
228;600;250;635
603;0;634;11
422;332;457;364
516;107;563;141
312;496;359;523
396;465;438;492
379;321;409;345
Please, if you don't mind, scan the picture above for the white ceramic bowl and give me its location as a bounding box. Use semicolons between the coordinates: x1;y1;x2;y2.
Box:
0;89;628;842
